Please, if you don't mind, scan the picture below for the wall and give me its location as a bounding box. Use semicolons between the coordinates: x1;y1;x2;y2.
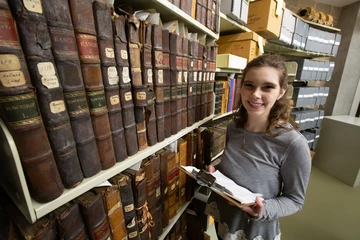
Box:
325;2;360;116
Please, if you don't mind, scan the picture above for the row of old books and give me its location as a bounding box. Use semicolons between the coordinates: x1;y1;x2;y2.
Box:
213;75;241;116
168;0;220;34
0;0;216;203
2;131;204;240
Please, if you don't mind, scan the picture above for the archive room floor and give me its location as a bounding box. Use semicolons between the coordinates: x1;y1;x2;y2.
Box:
206;166;360;240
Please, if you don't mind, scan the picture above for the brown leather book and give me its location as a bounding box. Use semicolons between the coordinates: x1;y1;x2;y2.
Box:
124;168;152;240
1;189;57;240
93;0;127;162
145;91;158;146
0;1;64;202
76;192;111;240
52;203;88;240
8;0;84;189
178;138;187;185
109;174;140;240
69;0;116;170
42;0;102;178
93;186;127;240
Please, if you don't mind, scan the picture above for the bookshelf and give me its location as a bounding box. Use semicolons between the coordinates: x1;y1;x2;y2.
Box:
219;12;251;35
213;111;233;121
131;0;219;39
264;42;336;58
0;115;214;223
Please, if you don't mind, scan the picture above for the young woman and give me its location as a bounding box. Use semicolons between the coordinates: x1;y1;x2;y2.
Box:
205;54;312;240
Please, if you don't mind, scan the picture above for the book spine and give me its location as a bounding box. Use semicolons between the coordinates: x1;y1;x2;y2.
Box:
69;0;116;170
93;187;128;240
127;17;148;151
53;203;88;240
77;192;111;240
42;0;102;178
228;77;235;112
0;1;64;202
93;0;127;162
9;0;84;189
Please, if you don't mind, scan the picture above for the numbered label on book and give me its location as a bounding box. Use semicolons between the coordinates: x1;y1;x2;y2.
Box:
0;55;20;71
110;95;120;105
184;72;188;83
136;92;146;100
105;48;115;58
121;50;128;60
157;69;163;84
124;204;134;213
177;71;182;83
194;72;198;82
147;69;153;83
124;92;132;101
23;0;43;13
122;67;130;83
107;67;119;85
42;75;60;89
50;100;66;114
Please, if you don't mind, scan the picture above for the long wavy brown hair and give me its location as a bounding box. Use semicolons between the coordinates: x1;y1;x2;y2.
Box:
233;54;297;136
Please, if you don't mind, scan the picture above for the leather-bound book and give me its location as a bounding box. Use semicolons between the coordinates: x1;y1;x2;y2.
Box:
76;192;111;240
93;0;127;162
42;0;102;178
69;0;116;170
178;138;187;185
109;174;140;240
119;87;138;156
93;186;127;240
113;14;131;87
8;0;84;188
0;1;64;202
1;190;57;240
145;90;158;146
52;203;88;240
124;168;152;240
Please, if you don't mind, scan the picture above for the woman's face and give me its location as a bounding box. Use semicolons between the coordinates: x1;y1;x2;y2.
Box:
240;66;285;121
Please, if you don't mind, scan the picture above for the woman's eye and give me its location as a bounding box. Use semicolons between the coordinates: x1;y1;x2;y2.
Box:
244;83;253;87
264;85;275;89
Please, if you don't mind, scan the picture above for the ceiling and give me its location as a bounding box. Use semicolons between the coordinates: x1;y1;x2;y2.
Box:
314;0;359;7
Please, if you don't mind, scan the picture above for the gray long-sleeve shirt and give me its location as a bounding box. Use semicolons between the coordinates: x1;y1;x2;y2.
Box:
205;121;311;240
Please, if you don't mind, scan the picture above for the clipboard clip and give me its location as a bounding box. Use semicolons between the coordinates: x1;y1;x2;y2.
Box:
191;169;233;196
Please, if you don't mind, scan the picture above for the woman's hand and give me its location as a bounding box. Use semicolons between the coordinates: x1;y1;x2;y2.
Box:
242;196;264;218
206;165;216;173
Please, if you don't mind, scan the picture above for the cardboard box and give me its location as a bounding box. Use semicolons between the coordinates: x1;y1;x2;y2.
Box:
220;0;241;21
217;31;266;61
246;0;286;39
216;54;247;69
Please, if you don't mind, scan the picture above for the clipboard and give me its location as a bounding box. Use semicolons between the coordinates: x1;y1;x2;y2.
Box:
178;166;257;209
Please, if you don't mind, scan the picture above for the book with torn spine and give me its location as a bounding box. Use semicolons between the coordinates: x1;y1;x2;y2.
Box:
180;166;263;208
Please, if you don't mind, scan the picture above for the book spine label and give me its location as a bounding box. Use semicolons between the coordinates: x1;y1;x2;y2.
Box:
49;27;78;60
76;34;100;63
64;90;89;117
0;10;20;48
0;92;41;126
87;90;107;114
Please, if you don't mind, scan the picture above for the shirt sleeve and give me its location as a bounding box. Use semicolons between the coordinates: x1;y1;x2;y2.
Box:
257;134;312;221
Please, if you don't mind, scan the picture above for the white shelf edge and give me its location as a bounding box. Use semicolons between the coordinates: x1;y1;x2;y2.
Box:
213;111;233;120
158;201;191;240
32;115;214;221
265;42;336;58
216;68;243;73
152;0;219;39
211;150;224;162
219;12;251;34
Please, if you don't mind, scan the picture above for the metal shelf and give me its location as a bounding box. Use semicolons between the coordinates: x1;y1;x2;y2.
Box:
213;111;234;121
265;42;336;58
216;68;243;74
0;115;214;223
219;12;251;35
131;0;219;39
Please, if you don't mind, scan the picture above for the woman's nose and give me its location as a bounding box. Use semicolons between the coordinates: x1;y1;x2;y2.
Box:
251;88;261;98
